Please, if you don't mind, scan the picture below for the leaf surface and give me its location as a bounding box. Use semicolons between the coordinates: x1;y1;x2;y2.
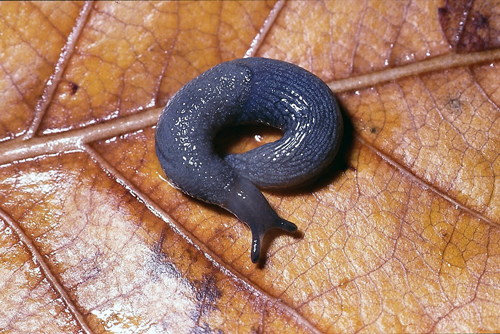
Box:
1;1;499;333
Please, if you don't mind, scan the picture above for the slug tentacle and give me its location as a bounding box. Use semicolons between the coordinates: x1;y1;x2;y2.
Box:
155;57;342;263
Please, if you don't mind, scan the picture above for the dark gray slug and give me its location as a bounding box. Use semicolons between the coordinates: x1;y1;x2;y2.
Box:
156;57;342;263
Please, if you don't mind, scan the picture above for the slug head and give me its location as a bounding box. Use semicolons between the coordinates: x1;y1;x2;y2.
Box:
223;176;297;263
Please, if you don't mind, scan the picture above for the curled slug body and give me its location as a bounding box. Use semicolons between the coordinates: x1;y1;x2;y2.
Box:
155;57;342;263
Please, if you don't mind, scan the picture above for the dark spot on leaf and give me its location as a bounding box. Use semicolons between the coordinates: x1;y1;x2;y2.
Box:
439;0;500;52
81;251;104;281
250;326;262;334
440;229;450;240
438;0;472;48
449;98;461;109
146;250;182;281
458;11;492;52
195;275;222;306
190;275;223;332
448;98;462;116
370;127;377;134
191;323;222;334
69;82;79;95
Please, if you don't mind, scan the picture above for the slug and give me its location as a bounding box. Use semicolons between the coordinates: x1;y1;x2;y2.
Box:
156;57;342;263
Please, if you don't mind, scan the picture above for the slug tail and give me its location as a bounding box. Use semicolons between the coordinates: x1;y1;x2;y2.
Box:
224;176;297;263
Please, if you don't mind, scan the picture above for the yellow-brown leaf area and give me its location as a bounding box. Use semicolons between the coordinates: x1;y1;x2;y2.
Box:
41;1;275;135
259;0;450;81
94;125;500;333
0;1;83;141
341;64;500;223
0;153;308;333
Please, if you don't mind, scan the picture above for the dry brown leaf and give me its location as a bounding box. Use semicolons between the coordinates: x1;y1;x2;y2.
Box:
1;1;499;333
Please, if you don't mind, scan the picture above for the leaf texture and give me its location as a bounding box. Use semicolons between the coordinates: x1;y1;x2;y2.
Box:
1;1;500;333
